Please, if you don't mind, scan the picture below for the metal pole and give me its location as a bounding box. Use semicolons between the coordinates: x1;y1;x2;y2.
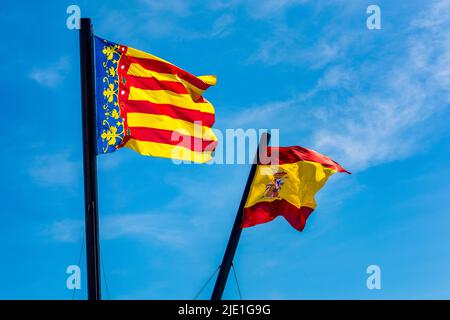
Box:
79;17;101;300
211;133;271;300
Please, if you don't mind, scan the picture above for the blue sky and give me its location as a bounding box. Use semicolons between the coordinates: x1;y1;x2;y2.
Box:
1;0;450;299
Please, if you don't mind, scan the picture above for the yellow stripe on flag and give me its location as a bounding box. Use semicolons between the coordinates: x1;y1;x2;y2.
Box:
126;112;217;141
128;86;215;114
126;47;173;65
198;75;217;86
244;161;337;210
127;63;214;101
128;63;176;82
125;138;213;163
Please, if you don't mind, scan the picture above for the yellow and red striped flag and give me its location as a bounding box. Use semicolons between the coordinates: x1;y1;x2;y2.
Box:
94;36;217;163
243;146;350;231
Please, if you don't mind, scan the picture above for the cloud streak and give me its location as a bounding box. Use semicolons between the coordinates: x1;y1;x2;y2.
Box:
29;152;79;188
313;0;450;170
44;213;186;247
29;57;70;88
44;169;242;249
224;0;450;171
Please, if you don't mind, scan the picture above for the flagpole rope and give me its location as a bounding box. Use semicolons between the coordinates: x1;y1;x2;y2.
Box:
100;252;111;300
231;262;243;300
72;231;85;300
193;265;221;300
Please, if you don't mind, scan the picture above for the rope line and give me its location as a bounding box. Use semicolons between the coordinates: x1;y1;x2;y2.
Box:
193;265;221;300
231;262;243;300
72;230;85;300
100;251;111;300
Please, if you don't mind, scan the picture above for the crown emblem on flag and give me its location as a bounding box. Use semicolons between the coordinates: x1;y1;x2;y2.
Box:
263;170;288;198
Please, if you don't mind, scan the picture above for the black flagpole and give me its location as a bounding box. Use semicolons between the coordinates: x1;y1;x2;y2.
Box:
79;17;101;300
211;132;271;300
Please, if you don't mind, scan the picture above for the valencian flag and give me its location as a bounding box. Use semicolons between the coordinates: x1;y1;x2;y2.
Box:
242;146;350;231
94;36;217;163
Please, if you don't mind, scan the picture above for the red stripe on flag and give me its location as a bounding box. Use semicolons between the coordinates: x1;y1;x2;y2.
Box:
265;146;350;173
125;75;189;94
242;199;314;231
125;56;210;91
130;127;218;152
123;100;215;128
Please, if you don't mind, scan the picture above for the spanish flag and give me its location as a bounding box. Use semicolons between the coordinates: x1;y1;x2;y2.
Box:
243;146;349;231
94;36;217;163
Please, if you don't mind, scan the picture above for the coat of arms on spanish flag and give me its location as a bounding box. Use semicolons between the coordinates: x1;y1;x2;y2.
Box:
94;36;217;163
242;146;350;231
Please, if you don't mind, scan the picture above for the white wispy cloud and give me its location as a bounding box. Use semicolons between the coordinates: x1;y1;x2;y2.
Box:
221;99;297;129
28;57;70;88
412;0;450;29
46;210;214;249
44;213;186;246
211;14;235;38
29;152;80;187
250;16;354;67
98;0;237;42
99;0;309;43
248;0;309;19
101;213;188;246
42;218;84;243
313;0;450;170
44;168;241;248
224;0;450;171
209;0;309;20
140;0;192;17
